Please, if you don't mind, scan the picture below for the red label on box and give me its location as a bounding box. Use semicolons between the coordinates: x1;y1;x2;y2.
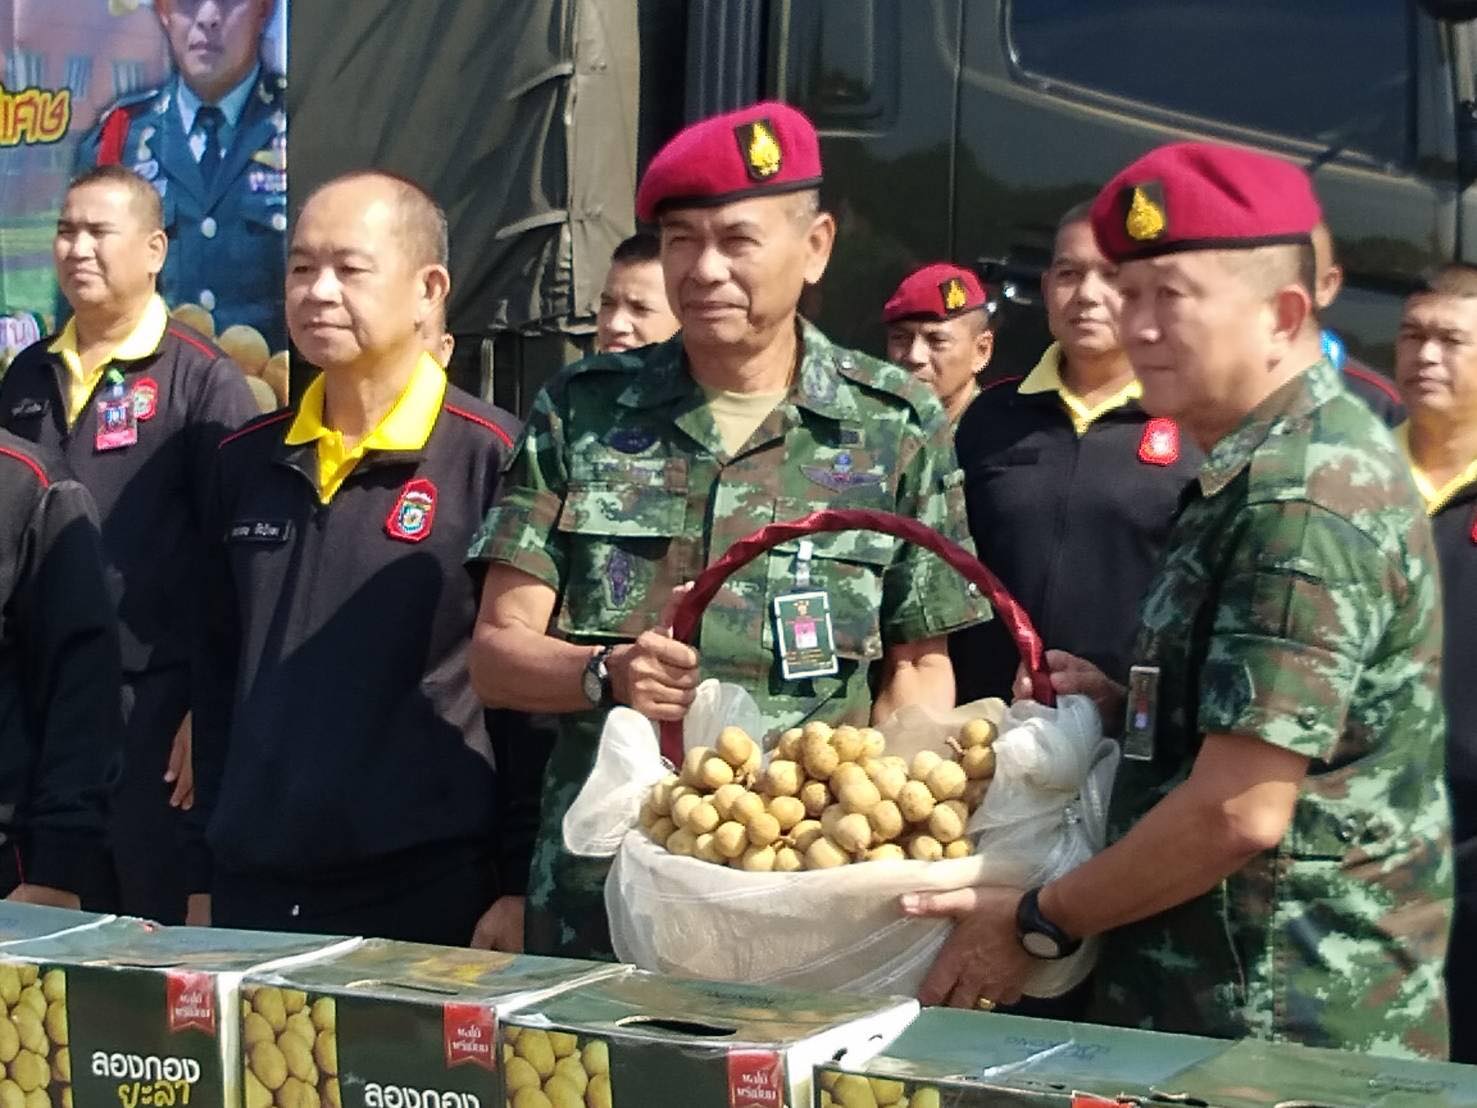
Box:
727;1050;784;1108
1072;1096;1134;1108
443;1003;496;1070
166;971;216;1034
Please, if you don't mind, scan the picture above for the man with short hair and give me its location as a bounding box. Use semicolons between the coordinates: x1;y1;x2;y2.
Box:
883;263;994;423
1392;263;1477;1062
949;206;1200;707
1311;221;1404;425
594;232;680;353
77;0;288;348
188;172;527;947
0;165;257;922
468;102;989;959
906;143;1452;1060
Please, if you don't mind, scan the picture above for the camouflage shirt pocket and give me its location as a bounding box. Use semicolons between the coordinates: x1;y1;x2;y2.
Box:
761;529;892;662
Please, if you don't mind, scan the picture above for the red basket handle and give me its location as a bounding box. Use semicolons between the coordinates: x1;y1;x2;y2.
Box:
658;508;1051;763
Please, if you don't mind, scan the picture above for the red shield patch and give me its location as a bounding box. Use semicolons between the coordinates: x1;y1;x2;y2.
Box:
166;971;216;1035
442;1003;495;1070
130;376;160;421
1137;418;1180;466
386;477;437;542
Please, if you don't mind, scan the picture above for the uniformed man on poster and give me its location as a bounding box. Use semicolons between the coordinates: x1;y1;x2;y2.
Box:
76;0;288;349
468;102;990;960
187;172;528;947
1;166;257;922
904;143;1453;1060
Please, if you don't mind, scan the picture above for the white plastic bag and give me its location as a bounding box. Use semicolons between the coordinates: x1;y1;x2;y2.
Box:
564;680;1118;997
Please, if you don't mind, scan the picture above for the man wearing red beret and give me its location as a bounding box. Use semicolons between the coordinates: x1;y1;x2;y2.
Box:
468;102;989;958
904;142;1453;1059
883;263;995;423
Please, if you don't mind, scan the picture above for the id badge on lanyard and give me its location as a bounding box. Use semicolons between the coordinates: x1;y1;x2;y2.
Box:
94;368;137;451
1122;664;1160;762
772;539;839;681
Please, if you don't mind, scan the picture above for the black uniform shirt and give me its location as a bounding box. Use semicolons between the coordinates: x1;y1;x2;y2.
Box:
0;307;258;673
189;361;524;889
950;344;1203;703
0;431;121;893
1343;358;1406;428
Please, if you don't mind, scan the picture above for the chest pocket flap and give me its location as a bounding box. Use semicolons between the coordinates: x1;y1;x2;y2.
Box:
558;455;687;537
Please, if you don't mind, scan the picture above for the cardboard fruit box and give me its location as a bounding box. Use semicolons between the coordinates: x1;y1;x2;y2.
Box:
0;918;353;1108
238;940;625;1108
816;1008;1477;1107
498;970;918;1108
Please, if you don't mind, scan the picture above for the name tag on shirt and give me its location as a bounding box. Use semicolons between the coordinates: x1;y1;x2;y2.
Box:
228;519;292;544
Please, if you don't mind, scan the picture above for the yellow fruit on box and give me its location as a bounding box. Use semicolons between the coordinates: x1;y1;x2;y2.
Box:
688;800;720;835
504;1056;540;1093
805;837;849;869
870;1078;905;1106
42;1002;65;1048
547;1032;578;1059
282;989;307;1015
0;1080;20;1108
510;1089;552;1108
275;1077;318;1108
926;761;967;802
14;970;32;991
763;760;802;797
13;990;41;1023
278;1029;316;1082
0;1019;18;1063
250;1040;289;1090
505;1027;522;1044
897;781;935;823
515;1029;556;1079
740;845;776;872
908;835;944;862
58;1090;69;1108
716;726;756;769
961;719;997;748
712;783;746;820
22;1087;44;1108
50;1048;68;1084
581;1039;609;1077
909;751;942;781
819;1070;840;1091
820;1095;834;1108
799;780;831;817
774;845;803;871
834;813;872;855
253;988;289;1033
10;1010;42;1056
910;1089;941;1108
700;756;734;790
962;745;996;780
324;1080;342;1108
789;820;824;852
768;795;805;831
586;1073;612;1108
245;1069;273;1108
37;975;62;1007
285;1011;315;1047
832;1074;878;1108
503;1043;515;1065
553;1054;587;1092
244;1012;274;1048
314;1029;337;1076
746;812;781;848
543;1075;583;1108
9;1052;44;1093
868;800;904;842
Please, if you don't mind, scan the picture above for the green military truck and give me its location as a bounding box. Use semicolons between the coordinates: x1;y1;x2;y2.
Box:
292;0;1477;410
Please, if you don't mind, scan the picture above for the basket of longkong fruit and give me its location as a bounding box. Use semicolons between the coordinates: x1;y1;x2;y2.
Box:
564;509;1118;997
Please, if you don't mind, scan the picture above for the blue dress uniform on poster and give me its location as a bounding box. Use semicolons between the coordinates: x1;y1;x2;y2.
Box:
74;67;288;351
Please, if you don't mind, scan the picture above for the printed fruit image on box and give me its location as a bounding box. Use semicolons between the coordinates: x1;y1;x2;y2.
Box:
240;940;625;1108
501;1027;610;1108
0;920;349;1108
498;971;917;1108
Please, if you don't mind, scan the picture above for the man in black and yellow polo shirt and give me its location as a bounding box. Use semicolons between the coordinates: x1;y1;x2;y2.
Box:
0;165;257;921
949;203;1201;708
187;171;529;948
1393;263;1477;1063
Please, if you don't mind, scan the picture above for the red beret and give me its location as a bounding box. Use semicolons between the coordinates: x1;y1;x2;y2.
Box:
1090;141;1322;263
882;263;988;323
635;101;823;223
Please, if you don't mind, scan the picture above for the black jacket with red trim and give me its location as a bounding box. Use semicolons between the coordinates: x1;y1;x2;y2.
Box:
0;431;121;895
1429;485;1477;897
1341;358;1405;428
187;386;530;891
949;374;1203;705
0;324;258;673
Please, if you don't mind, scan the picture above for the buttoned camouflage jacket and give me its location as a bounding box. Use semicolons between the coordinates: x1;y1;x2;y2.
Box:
1092;358;1453;1060
469;320;989;957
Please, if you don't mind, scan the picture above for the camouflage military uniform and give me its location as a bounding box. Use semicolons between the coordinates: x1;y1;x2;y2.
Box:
468;322;990;959
1091;359;1453;1059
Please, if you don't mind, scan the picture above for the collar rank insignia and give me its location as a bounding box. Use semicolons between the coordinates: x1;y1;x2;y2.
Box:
940;277;968;313
736;118;783;181
1125;184;1167;242
1137;418;1180;466
386;477;437;542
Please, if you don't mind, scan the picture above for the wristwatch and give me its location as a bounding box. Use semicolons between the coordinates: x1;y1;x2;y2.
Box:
1015;886;1081;960
581;645;616;709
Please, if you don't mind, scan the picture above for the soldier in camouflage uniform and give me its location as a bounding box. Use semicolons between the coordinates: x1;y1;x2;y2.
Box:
903;142;1452;1060
467;102;989;959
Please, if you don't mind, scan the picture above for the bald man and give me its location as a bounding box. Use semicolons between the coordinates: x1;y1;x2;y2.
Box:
187;172;530;947
1311;222;1405;426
